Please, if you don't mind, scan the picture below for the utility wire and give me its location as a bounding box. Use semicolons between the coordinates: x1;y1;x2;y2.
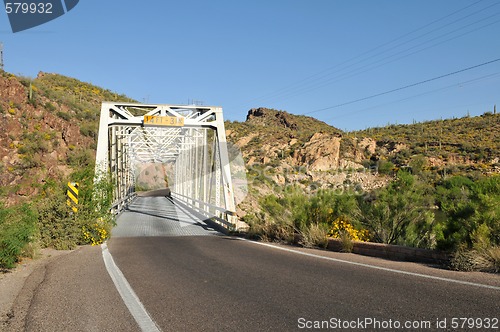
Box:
305;57;500;115
241;0;486;105
322;71;500;122
265;6;500;104
283;13;500;102
238;0;498;108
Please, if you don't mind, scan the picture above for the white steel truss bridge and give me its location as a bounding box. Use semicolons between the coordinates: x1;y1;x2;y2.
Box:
95;102;237;229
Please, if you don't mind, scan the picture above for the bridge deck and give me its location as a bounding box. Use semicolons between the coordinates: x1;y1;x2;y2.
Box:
112;196;219;237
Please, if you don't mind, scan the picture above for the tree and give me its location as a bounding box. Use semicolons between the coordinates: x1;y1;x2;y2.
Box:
354;171;435;247
409;154;427;175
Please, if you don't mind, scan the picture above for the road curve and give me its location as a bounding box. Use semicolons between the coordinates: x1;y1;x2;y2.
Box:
107;235;500;331
10;196;500;331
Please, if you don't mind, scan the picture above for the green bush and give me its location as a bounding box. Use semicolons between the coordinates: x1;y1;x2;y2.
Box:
37;188;80;250
37;165;114;249
435;175;500;250
56;111;71;121
0;203;38;268
44;102;56;112
251;186;362;245
252;194;297;243
67;148;93;167
80;123;96;138
377;159;395;175
354;171;435;247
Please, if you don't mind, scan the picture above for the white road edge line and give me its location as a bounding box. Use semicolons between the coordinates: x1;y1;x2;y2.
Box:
101;242;162;332
238;238;500;291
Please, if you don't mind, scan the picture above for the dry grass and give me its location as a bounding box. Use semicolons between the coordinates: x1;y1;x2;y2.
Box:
299;223;329;249
339;231;354;253
248;219;295;244
451;246;500;273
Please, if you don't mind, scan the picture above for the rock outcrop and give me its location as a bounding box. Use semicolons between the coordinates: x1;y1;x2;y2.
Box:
293;132;341;171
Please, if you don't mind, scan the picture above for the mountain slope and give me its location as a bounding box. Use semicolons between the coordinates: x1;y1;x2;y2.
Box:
1;70;498;211
352;112;500;168
226;108;499;218
0;71;134;205
227;108;499;174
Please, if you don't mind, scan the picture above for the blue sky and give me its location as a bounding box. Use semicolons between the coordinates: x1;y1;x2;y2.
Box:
1;0;499;131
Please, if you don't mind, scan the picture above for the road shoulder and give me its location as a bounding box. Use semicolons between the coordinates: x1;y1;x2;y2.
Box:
0;248;73;331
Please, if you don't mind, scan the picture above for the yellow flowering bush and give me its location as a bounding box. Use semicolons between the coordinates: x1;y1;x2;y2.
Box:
82;218;110;246
328;216;370;242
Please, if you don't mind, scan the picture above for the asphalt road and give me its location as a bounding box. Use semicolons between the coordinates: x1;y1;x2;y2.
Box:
107;236;500;331
10;196;500;331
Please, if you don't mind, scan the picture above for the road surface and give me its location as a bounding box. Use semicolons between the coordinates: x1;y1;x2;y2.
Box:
6;196;500;331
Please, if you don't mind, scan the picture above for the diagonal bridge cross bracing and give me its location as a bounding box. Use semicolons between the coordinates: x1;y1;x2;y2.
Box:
95;102;237;229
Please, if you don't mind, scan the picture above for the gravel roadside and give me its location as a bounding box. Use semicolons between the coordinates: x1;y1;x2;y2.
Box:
0;248;74;330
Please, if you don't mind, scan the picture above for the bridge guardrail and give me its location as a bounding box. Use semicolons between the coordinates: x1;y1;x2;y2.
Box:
111;191;137;214
171;192;236;231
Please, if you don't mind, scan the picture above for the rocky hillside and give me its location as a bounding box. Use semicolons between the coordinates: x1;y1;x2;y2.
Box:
1;70;498;215
226;107;499;217
0;71;133;206
353;112;500;170
227;107;499;174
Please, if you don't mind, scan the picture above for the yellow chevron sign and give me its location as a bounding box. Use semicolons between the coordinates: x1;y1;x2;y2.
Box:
67;182;79;213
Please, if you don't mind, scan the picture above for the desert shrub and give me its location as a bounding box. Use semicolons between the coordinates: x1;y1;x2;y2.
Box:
435;175;499;250
19;131;50;155
37;189;80;250
44;102;56;112
377;159;395;175
327;216;370;242
251;194;297;243
297;189;358;231
0;203;38;268
409;154;427;175
252;187;366;246
354;171;435;246
299;223;329;249
82;218;109;246
56;111;71;121
451;246;500;273
339;231;354;253
80;123;96;138
67;148;93;167
37;165;114;249
253;217;296;243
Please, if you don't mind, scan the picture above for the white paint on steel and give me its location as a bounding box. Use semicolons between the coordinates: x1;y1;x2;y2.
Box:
240;239;500;291
95;102;237;227
101;242;162;332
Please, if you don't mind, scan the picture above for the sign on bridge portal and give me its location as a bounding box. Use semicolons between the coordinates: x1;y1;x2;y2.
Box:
143;115;184;127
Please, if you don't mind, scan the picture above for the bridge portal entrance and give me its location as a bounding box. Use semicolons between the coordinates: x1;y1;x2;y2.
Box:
95;102;237;229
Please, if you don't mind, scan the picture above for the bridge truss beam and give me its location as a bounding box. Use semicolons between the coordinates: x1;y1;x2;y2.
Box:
95;102;237;228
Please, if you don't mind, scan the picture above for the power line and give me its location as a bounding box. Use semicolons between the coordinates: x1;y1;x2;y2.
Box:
305;57;500;115
284;13;500;102
322;71;500;122
264;5;500;105
238;0;499;108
